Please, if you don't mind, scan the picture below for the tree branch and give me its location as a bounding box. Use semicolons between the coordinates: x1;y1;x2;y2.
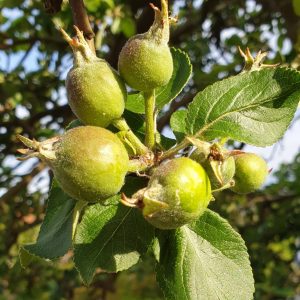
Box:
247;193;298;207
44;0;63;14
0;163;46;203
0;35;65;50
69;0;95;52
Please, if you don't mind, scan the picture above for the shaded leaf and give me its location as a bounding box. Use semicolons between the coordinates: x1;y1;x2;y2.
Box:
170;109;188;142
74;201;155;285
157;210;254;300
24;181;76;259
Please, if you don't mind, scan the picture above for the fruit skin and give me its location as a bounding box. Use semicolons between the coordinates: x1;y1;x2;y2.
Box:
118;37;173;92
67;61;126;128
62;27;126;128
230;153;268;194
190;149;235;189
140;157;212;230
118;0;173;91
46;126;129;203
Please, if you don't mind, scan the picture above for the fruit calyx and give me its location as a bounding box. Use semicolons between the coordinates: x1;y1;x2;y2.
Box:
145;0;170;45
121;186;170;215
17;134;59;163
60;25;98;66
238;47;279;72
121;189;146;209
190;141;235;189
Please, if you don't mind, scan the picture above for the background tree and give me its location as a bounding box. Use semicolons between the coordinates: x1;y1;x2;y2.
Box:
0;0;300;299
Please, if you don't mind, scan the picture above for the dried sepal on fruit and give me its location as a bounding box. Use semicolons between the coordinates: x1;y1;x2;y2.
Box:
190;144;235;190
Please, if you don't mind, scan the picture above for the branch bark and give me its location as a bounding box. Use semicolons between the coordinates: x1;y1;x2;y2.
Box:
0;163;46;203
69;0;95;52
44;0;63;14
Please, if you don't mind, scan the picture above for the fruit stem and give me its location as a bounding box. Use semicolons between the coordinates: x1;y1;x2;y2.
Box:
144;90;156;150
128;158;151;173
211;180;235;193
112;118;149;155
159;137;191;161
72;200;87;239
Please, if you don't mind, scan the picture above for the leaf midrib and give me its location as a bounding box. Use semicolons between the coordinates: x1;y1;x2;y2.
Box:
183;225;253;299
191;87;299;138
83;207;133;281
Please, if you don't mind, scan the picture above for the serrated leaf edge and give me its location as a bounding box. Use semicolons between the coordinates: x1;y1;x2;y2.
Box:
186;67;300;147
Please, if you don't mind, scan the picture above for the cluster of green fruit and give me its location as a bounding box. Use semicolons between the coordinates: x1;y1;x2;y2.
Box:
18;0;268;230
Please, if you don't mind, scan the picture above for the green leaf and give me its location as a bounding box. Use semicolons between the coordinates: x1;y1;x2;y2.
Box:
125;93;145;114
19;247;37;268
186;68;300;146
170;109;188;142
0;0;23;8
155;48;192;109
74;201;155;285
24;180;76;259
156;210;254;300
156;134;176;151
292;0;300;16
18;225;41;267
120;17;136;38
111;17;121;34
66;119;83;130
85;0;114;12
125;48;192;114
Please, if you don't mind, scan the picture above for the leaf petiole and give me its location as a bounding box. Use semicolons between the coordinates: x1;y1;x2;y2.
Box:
159;137;191;161
112;118;149;155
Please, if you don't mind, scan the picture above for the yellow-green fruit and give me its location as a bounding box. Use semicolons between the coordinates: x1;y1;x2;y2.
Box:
118;0;173;91
141;157;212;230
118;38;173;91
63;27;126;127
230;153;268;194
28;126;129;203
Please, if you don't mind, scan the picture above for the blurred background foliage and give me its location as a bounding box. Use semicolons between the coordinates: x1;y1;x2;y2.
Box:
0;0;300;299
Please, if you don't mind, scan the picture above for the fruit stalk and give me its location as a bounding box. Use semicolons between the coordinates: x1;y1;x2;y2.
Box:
160;138;191;161
144;90;156;150
69;0;95;52
112;118;149;155
127;159;151;173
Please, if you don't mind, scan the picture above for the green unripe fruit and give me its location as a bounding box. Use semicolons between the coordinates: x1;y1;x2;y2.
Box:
230;153;268;194
62;27;126;127
191;149;235;189
139;157;212;230
18;126;129;203
118;0;173;91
